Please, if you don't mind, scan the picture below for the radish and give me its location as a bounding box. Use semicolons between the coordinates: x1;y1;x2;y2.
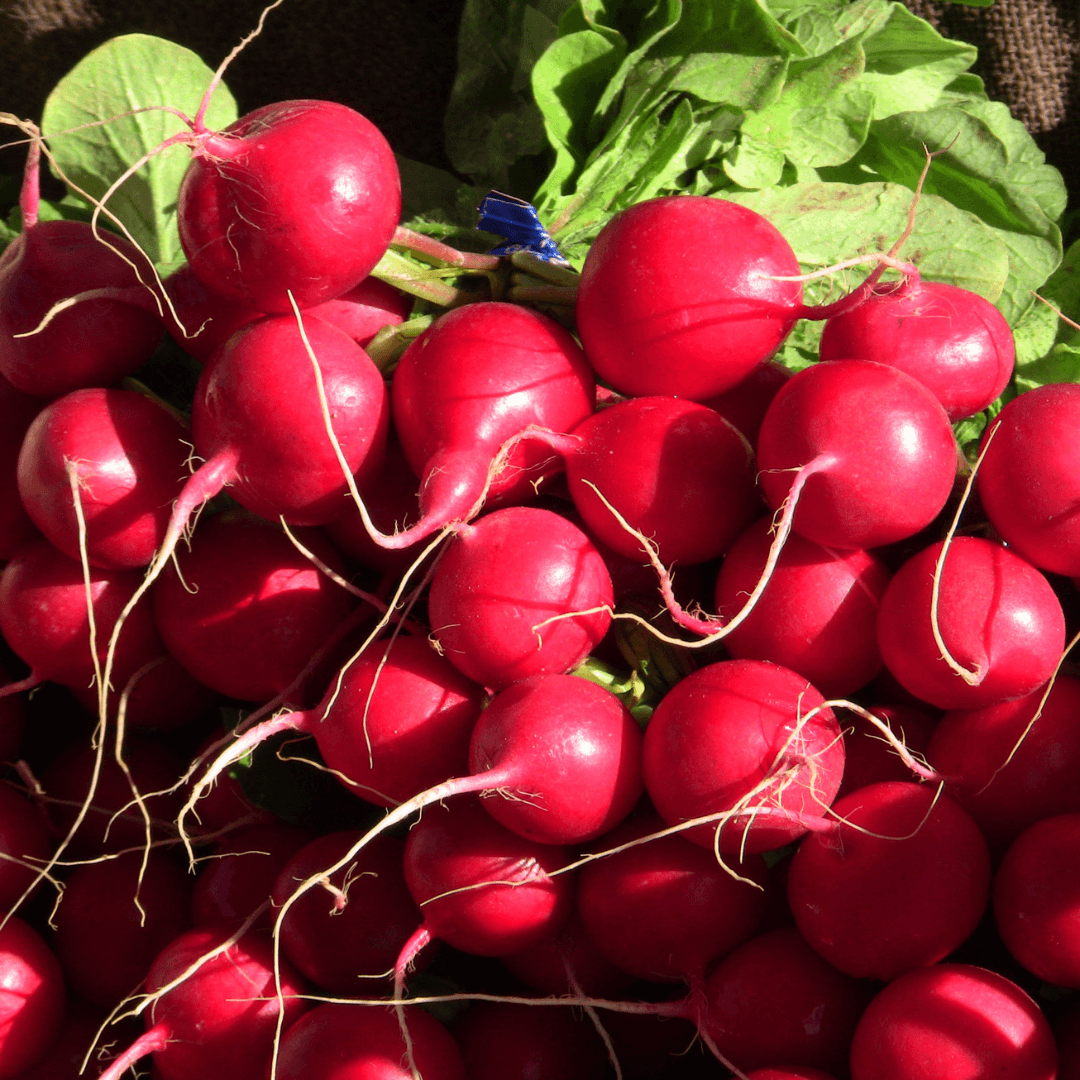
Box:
0;781;52;911
926;676;1080;852
787;781;991;980
0;917;66;1078
385;302;595;547
161;263;260;361
835;703;937;800
51;850;193;1007
0;377;43;559
151;513;357;704
95;927;308;1080
271;831;421;992
976;383;1080;576
16;387;190;569
575;813;770;984
756;359;958;550
848;964;1057;1080
818;280;1015;421
692;926;873;1076
713;516;891;698
553;395;764;566
993;812;1080;988
271;1002;465;1080
702;360;792;445
876;536;1065;711
427;506;613;690
642;659;845;854
177;99;401;312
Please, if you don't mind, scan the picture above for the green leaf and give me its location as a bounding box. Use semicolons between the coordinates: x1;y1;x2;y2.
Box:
858;3;977;118
1032;236;1080;347
772;0;891;57
1015;344;1080;392
40;33;237;270
724;131;786;187
395;155;490;250
443;0;573;191
725;181;1011;301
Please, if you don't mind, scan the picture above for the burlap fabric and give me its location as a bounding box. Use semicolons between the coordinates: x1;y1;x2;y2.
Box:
1;0;1077;202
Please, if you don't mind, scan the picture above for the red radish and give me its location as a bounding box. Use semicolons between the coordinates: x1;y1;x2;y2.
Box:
161;263;260;361
151;513;357;704
713;516;891;698
95;927;308;1080
575;196;804;399
746;1071;838;1080
190;823;314;931
976;383;1080;576
787;781;991;980
271;1002;465;1080
271;831;421;991
848;964;1057;1080
0;377;43;559
926;676;1080;852
835;703;937;800
555;396;763;565
454;1001;611;1080
642;659;845;854
396;796;574;973
876;536;1065;711
692;926;873;1076
500;909;636;998
11;997;139;1080
386;302;595;546
16;387;190;569
0;539;166;697
183;729;276;835
51;850;193;1007
0;917;66;1078
177;99;401;312
756;360;958;550
0;781;52;910
309;275;412;348
427;506;613;690
993;812;1080;988
818;280;1015;421
575;814;770;984
702;359;792;445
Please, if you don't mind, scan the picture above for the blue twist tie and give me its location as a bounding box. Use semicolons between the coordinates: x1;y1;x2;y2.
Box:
477;191;569;266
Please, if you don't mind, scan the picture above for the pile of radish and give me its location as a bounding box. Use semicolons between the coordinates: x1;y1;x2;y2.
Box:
2;26;1080;1080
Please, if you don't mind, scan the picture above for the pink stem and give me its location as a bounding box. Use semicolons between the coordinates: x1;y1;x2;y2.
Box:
97;1021;171;1080
393;923;435;1001
392;226;503;271
19;133;39;230
0;672;42;701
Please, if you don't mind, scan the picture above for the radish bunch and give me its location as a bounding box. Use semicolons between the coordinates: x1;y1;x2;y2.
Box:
2;44;1079;1080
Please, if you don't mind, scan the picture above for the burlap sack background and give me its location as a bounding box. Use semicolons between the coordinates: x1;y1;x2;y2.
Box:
1;0;1077;210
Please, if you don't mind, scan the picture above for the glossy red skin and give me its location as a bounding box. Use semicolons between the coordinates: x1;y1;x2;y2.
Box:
191;823;314;931
192;314;389;526
702;359;792;445
714;516;891;698
52;851;192;1007
0;220;162;398
788;782;991;981
0;918;66;1078
0;377;43;559
162;263;260;361
392;302;595;512
695;926;872;1076
178;100;400;312
403;798;573;957
454;1001;610;1080
273;1003;464;1080
835;703;937;801
818;281;1014;421
576;814;769;983
994;812;1080;987
642;660;844;854
927;676;1080;853
0;539;163;692
849;964;1057;1080
17;388;189;569
576;196;803;400
469;674;643;845
977;383;1080;576
876;536;1065;711
428;507;613;690
564;396;763;565
310;276;411;348
272;831;420;991
0;782;51;911
142;928;307;1080
310;635;484;807
756;360;958;550
151;514;356;703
